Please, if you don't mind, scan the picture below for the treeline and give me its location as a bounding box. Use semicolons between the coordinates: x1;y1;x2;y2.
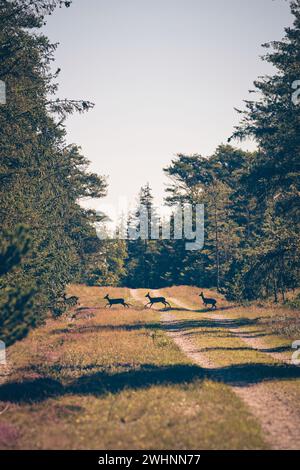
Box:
1;1;299;348
0;0;106;345
101;0;300;301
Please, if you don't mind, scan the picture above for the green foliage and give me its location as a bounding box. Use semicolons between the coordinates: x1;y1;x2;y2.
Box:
162;145;252;290
228;0;300;300
125;184;163;288
84;239;128;287
286;293;300;309
0;226;36;346
125;2;300;300
0;0;107;344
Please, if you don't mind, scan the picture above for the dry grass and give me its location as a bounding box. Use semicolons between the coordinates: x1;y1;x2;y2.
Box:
161;286;300;341
159;286;300;412
0;285;267;450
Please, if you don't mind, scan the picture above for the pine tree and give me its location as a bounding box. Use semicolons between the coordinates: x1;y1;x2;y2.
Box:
229;0;300;300
0;226;36;346
125;184;163;288
163;146;249;290
231;1;300;211
0;0;107;344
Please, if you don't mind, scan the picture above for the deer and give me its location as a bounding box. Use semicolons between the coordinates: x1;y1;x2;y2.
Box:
199;292;217;309
144;292;171;309
63;293;79;307
104;294;131;308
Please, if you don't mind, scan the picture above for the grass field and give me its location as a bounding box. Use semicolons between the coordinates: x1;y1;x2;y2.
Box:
0;285;299;450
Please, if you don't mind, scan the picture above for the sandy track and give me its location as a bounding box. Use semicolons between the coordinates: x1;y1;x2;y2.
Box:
208;312;292;364
167;293;292;364
130;289;300;450
161;311;300;450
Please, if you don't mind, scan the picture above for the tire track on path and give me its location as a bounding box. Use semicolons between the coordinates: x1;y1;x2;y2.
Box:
165;293;292;364
130;288;300;450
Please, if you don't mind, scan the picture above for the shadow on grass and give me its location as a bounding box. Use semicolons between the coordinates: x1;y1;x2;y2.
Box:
51;322;163;335
183;330;269;339
161;317;262;331
1;361;300;405
163;306;238;314
193;345;292;354
51;317;264;337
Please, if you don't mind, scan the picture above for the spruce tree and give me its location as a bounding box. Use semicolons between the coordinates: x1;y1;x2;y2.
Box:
0;1;107;344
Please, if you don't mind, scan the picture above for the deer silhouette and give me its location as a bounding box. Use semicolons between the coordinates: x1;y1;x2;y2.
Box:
199;292;217;309
144;292;171;309
63;293;79;307
104;294;130;308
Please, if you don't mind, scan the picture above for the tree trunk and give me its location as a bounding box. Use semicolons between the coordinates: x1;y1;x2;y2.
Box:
214;203;220;292
273;278;278;303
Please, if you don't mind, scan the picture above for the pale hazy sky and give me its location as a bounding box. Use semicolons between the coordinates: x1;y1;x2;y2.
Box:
44;0;293;218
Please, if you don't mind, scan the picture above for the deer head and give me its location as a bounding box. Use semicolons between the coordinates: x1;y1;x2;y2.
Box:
145;292;150;298
104;294;109;299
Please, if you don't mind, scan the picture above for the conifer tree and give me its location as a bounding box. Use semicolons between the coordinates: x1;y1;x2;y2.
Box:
229;0;300;299
0;0;107;344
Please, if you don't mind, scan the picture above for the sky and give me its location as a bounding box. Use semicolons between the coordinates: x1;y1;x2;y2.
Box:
44;0;293;222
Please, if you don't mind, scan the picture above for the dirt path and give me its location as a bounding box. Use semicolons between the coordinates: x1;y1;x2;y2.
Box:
162;311;300;450
170;296;292;364
229;324;291;363
130;288;146;305
130;289;300;450
130;288;166;308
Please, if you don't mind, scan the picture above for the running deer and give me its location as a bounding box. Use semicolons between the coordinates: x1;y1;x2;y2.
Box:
144;292;171;309
199;292;217;309
63;293;79;307
104;294;130;308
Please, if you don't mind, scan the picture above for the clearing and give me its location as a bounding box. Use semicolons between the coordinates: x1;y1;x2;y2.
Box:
0;285;299;450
